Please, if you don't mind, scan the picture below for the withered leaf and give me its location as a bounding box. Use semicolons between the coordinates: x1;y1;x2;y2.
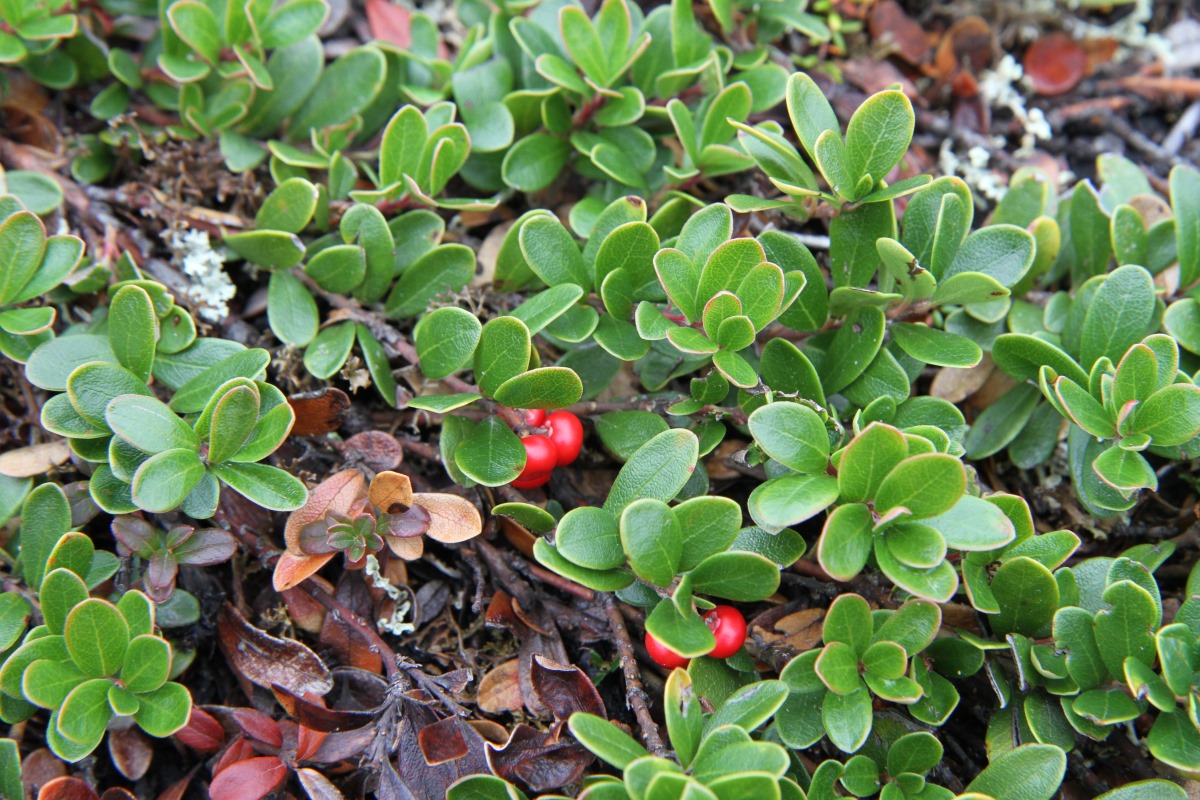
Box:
36;776;99;800
0;440;71;478
341;431;403;472
218;603;333;697
369;471;414;513
296;768;346;800
384;504;431;540
476;660;523;714
417;716;471;765
175;707;227;752
108;725;153;781
411;493;482;544
485;724;594;792
288;388;351;437
285;470;367;553
530;656;606;722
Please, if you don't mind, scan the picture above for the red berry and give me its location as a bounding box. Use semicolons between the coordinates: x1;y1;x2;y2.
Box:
546;411;584;467
645;632;690;670
525;408;547;427
515;435;557;488
703;606;747;659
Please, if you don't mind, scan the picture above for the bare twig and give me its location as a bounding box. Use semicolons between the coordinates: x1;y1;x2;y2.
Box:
600;594;669;759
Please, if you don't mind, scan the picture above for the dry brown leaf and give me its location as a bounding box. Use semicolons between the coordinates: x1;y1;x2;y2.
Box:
476;218;515;288
754;607;825;652
217;603;333;697
0;441;71;477
969;367;1020;410
930;357;994;404
412;492;483;544
369;471;413;514
273;551;336;592
387;535;425;560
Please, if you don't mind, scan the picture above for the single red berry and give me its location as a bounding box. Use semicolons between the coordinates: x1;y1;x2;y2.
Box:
703;606;747;659
525;408;547;427
645;631;690;670
515;435;557;488
546;411;584;467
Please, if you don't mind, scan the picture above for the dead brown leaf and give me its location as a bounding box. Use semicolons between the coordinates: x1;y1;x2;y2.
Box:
217;603;333;698
477;659;524;714
412;493;483;543
370;471;414;514
0;441;71;478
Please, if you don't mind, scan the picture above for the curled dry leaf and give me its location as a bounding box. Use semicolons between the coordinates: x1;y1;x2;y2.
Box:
529;657;606;722
0;440;72;477
217;603;333;697
931;357;995;403
23;747;67;794
369;471;413;513
750;606;826;654
296;768;346;800
476;659;523;714
485;724;594;793
288;388;351;437
932;16;993;78
1024;31;1086;96
412;493;483;544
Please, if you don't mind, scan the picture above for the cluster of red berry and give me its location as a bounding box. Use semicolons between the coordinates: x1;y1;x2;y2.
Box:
511;409;585;489
645;605;747;669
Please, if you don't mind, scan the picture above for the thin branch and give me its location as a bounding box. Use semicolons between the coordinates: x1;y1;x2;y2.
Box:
600;594;669;759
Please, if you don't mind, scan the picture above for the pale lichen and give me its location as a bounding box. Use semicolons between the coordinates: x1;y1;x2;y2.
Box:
165;227;236;323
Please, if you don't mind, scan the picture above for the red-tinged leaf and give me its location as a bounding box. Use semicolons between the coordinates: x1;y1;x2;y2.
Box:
23;748;67;792
273;677;383;734
108;726;153;781
340;431;403;473
273;551;336;592
217;603;333;697
37;777;100;800
177;707;227;752
213;737;257;776
418;716;471;765
318;575;382;674
232;708;283;747
154;774;193;800
308;726;377;765
868;0;930;64
99;790;137;800
280;579;331;633
288;388;351;437
529;656;606;722
296;768;346;800
283;470;366;554
209;757;288;800
1024;32;1086;96
296;725;329;762
365;0;410;48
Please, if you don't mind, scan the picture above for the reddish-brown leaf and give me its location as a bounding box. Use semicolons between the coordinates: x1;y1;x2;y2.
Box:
176;707;227;752
296;726;329;763
1024;32;1086;96
412;493;482;544
933;16;992;78
529;657;606;722
341;432;403;472
217;604;333;697
99;790;137;800
281;578;331;634
867;0;930;64
209;757;288;800
417;716;471;765
288;388;351;437
37;777;99;800
273;551;337;592
318;575;382;674
369;471;414;514
273;669;385;733
284;470;366;554
23;748;67;798
485;724;594;793
108;726;153;781
365;0;411;48
476;660;523;714
213;737;257;776
233;708;284;747
154;774;193;800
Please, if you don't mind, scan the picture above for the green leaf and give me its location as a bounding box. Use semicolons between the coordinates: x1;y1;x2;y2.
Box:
520;215;589;288
502;133;571;193
922;495;1016;551
712;349;757;389
255;177;317;233
106;394;198;455
620;499;681;587
645;600;714;658
210;462;307;511
1092;446;1156;492
943;225;1036;288
964;383;1041;459
992;557;1059;637
379;106;427;187
494;367;583;410
704;680;789;734
748;403;829;473
288;46;386;138
748;474;839;532
828;199;895;287
454;416;525;487
267;271;319;347
386;244;476;318
414;307;482;380
890;323;981;368
533;539;634;592
729;526;806;567
674;496;742;571
1072;688;1140;725
822;687;873;754
966;744;1066;800
304;321;356;379
785;72;839;162
224;229;306;269
1171;164;1200;286
569;712;649;770
474;316;532;398
823;593;873;655
169;348;269;413
557;506;624;570
207;385;260;464
1094;580;1157;677
838;422;907;503
1080;265;1156;368
817;503;873;581
1052;377;1113;439
1132;383;1200;446
68;361;152;428
874;544;958;603
1071;180;1113;280
873;454;964;519
132;681;191;737
1095;781;1188;800
690;552;780;601
166;0;220;63
510;285;585;335
596;412;670;462
604;429;699;515
57;678;114;746
823;306;885;393
108;285;157;382
40;569;89;635
120;635;171;694
65;599;129;677
844;90;913;185
305;244;365;294
21;658;86;710
131;449;205;513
